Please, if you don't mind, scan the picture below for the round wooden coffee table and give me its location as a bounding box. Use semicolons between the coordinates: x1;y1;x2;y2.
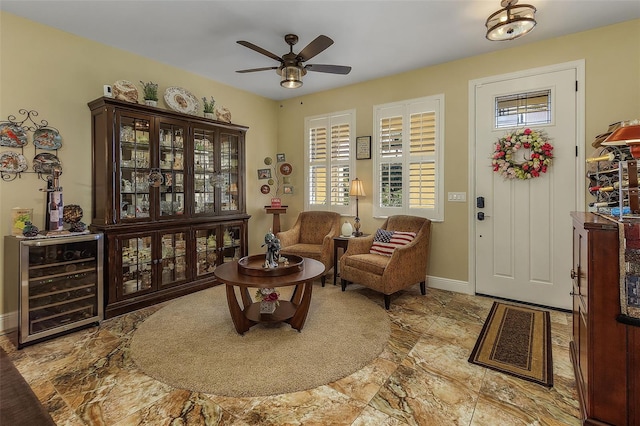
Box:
214;256;324;335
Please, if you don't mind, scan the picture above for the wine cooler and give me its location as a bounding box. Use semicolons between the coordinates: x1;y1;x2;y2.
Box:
4;233;104;348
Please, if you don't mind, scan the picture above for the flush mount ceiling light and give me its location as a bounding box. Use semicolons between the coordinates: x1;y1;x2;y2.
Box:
486;0;537;41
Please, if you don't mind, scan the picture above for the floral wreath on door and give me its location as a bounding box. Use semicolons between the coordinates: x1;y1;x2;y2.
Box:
492;128;554;180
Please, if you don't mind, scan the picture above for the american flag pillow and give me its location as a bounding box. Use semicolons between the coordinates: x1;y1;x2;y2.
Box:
370;229;417;256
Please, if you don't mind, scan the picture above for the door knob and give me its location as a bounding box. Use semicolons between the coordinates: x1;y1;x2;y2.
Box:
477;212;489;221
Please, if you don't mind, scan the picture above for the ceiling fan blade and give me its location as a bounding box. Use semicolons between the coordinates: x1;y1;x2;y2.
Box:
237;40;283;63
305;64;352;75
298;35;333;62
236;66;279;73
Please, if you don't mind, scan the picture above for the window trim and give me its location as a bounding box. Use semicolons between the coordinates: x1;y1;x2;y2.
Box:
372;95;444;221
304;109;356;215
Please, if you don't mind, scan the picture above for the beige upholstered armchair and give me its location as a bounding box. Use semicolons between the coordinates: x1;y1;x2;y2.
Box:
339;215;432;309
276;211;342;286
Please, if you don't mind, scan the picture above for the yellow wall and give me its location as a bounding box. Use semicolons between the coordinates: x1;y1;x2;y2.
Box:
0;12;280;318
0;11;638;322
276;19;640;283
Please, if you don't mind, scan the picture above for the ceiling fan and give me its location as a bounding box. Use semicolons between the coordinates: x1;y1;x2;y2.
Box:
236;34;352;89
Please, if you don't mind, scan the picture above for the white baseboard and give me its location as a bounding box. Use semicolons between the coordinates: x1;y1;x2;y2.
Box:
0;311;18;335
427;275;473;295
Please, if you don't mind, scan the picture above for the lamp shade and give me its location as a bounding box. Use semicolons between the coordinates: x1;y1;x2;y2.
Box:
349;178;366;197
280;65;303;89
486;0;536;41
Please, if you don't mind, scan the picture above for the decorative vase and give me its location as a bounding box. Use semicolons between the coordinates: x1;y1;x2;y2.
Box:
341;221;353;237
260;301;277;314
144;99;157;107
204;112;215;119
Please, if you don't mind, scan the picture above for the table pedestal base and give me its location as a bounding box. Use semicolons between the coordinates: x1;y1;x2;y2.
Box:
225;282;313;335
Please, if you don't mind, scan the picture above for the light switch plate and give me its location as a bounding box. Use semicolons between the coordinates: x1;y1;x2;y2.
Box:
448;192;466;202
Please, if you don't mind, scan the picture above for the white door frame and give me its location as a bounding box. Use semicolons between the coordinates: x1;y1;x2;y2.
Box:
467;60;586;297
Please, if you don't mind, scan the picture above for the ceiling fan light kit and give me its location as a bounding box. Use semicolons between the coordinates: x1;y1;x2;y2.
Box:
486;0;537;41
279;65;305;89
237;33;351;89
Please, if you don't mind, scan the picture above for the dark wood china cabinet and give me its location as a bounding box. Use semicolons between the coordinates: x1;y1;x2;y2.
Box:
88;97;249;318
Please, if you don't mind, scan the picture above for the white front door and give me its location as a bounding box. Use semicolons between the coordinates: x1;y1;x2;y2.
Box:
474;67;579;310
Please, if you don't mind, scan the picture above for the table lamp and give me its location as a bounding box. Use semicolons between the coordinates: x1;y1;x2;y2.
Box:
349;178;366;236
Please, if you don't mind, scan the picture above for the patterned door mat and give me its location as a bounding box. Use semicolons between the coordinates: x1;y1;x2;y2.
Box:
468;301;553;387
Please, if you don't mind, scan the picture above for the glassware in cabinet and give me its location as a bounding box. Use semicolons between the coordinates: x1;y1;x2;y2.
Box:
193;127;217;215
160;230;188;286
195;227;218;277
119;114;152;220
159;122;186;218
220;133;240;212
120;234;153;296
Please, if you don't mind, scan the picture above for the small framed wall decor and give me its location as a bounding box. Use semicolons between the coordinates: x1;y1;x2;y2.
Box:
258;168;271;179
276;153;286;162
356;136;371;160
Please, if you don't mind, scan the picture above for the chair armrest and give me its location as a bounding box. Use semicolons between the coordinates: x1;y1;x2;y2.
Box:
343;235;375;256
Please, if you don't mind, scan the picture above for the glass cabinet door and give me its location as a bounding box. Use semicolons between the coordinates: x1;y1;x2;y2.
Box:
120;234;153;297
158;122;186;217
193;127;217;215
119;114;152;220
160;230;188;286
221;224;242;263
220;133;240;212
195;227;218;277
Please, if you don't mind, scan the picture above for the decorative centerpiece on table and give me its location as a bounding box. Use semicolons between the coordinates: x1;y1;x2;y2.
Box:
262;230;281;269
140;81;159;107
255;287;280;314
202;97;215;119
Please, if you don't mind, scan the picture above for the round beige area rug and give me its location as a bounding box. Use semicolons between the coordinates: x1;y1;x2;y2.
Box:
130;283;390;397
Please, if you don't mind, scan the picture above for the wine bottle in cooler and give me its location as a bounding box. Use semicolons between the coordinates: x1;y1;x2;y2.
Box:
585;150;630;163
56;191;64;229
49;193;60;231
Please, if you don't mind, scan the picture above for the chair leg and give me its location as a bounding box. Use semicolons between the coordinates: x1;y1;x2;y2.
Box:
321;275;326;287
384;294;391;310
420;281;426;295
341;279;347;291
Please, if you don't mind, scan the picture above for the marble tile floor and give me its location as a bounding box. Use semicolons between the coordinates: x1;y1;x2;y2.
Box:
0;283;580;426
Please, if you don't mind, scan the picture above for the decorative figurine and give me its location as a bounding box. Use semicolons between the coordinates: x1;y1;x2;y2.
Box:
262;230;281;269
62;204;85;232
22;221;39;237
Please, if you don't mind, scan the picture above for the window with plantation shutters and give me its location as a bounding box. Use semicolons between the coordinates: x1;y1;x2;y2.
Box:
374;96;444;221
305;110;355;215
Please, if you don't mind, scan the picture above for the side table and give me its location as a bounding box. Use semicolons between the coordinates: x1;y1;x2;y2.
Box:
264;206;288;234
333;234;369;285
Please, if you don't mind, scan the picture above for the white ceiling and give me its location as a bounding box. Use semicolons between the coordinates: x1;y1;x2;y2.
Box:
2;0;639;101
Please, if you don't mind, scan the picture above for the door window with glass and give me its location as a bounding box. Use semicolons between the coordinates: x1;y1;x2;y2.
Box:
373;95;444;221
304;110;355;215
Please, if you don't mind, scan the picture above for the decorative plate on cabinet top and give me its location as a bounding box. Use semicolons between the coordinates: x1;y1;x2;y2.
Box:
112;80;139;103
33;152;62;174
0;123;28;147
33;127;63;150
0;151;28;173
164;87;199;115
